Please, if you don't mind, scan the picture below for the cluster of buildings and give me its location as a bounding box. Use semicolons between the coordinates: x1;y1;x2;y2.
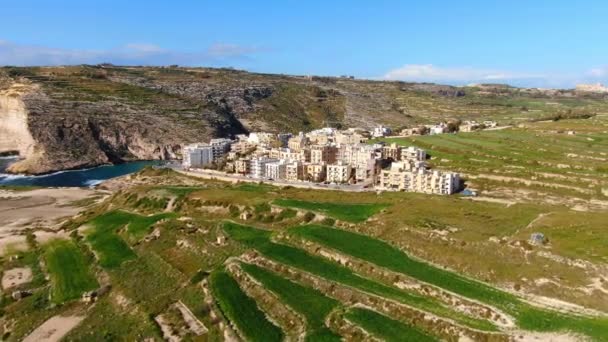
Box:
182;126;461;195
398;120;498;136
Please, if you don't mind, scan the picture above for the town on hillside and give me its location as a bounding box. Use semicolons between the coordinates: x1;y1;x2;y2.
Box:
180;121;497;195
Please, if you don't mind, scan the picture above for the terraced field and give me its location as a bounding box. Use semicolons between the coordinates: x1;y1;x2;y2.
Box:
2;163;606;341
377;115;608;210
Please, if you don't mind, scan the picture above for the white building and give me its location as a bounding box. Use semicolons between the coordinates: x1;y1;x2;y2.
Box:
429;123;447;135
401;146;427;162
182;144;213;169
265;160;287;180
372;125;391;138
326;162;352;184
250;157;278;179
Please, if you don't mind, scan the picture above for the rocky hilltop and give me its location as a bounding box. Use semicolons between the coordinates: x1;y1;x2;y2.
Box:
1;65;606;174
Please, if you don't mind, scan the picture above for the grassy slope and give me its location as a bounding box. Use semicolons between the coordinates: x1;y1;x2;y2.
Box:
240;262;341;341
222;222;497;331
290;225;608;340
273;199;388;223
85;210;174;267
43;239;99;303
209;269;284;342
345;307;438;342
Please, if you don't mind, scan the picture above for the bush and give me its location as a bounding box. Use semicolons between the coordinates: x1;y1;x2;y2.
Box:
303;212;316;222
321;218;336;226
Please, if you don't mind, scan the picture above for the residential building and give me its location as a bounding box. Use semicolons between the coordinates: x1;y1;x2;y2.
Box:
285;161;304;181
401;146;426;161
429;123;447;135
310;145;337;164
372;125;391;138
304;163;326;182
250;157;278;178
265;161;287;180
378;162;459;195
209;138;232;160
326;162;352;184
182;144;213;169
231;140;256;155
382;143;401;160
235;159;251;175
288;133;309;151
335;130;363;145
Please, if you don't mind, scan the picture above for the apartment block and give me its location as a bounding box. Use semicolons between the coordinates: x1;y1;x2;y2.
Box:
235;159;251;175
304;163;326;182
182;144;213;169
401;146;427;162
382;143;401;160
265;161;287;180
285;161;305;181
250;157;278;178
310;145;337;164
326;162;352;184
378;163;459;195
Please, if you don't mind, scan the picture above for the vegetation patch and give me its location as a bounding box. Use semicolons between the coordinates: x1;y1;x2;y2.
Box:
289;225;608;340
344;307;438;342
240;262;341;341
43;239;98;303
209;269;284;342
84;210;175;267
273;199;388;223
223;222;496;331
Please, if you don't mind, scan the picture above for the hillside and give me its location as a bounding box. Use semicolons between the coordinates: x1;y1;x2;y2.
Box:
1;65;608;174
1;167;606;341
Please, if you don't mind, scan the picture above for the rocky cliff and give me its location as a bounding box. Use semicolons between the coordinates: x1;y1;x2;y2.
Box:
1;65;606;174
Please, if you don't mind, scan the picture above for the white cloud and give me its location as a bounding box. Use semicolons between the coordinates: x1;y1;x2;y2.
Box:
383;64;542;84
0;40;263;67
382;64;608;88
587;67;607;78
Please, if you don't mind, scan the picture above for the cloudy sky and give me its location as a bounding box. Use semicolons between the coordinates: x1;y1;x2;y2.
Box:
1;0;607;88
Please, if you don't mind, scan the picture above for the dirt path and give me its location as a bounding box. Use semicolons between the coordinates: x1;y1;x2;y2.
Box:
22;315;85;342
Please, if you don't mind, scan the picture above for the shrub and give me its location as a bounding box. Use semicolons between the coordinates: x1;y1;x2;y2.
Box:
303;212;316;222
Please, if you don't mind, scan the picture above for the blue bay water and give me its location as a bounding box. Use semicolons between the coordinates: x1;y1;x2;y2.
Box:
0;157;160;187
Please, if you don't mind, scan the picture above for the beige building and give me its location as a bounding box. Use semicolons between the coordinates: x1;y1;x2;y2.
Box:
231;140;256;155
285;161;305;181
378;162;459;195
310;145;337;164
326;162;352;184
401;146;426;161
335;131;363;145
382;143;401;160
304;163;326;182
235;159;251;175
288;133;309;151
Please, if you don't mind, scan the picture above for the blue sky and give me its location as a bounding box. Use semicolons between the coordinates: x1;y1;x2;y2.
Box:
1;0;607;88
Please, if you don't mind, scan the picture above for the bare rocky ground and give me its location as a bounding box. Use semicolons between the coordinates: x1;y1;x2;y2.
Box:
0;187;104;255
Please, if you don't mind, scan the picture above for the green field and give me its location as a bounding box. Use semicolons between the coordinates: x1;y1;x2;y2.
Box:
344;307;438;342
273;199;388;223
377;121;608;202
240;262;341;341
223;222;496;331
84;210;174;267
43;239;99;303
209;269;284;342
290;225;608;340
